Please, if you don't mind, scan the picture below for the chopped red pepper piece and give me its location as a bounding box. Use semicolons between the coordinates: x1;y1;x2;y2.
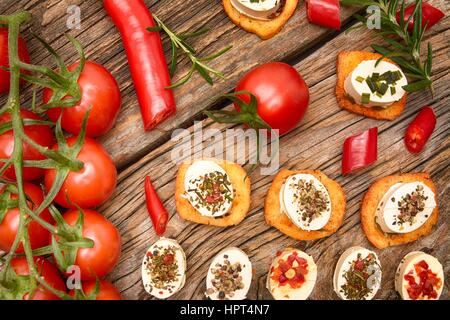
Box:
397;2;445;31
404;107;436;154
342;127;378;175
305;0;341;30
144;176;169;236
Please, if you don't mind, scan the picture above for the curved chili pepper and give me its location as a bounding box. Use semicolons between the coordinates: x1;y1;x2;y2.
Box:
397;2;445;31
144;176;169;236
342;127;378;175
305;0;341;30
404;107;436;154
104;0;176;131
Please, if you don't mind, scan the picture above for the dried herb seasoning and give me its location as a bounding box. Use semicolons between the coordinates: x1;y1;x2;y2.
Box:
397;184;427;226
187;170;233;215
143;245;180;293
206;255;245;300
340;253;381;300
289;178;330;227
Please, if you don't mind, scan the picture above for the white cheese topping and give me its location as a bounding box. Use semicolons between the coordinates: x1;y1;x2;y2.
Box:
333;246;382;300
184;160;234;217
230;0;282;21
141;238;187;299
267;248;317;300
279;174;331;231
205;247;252;300
395;251;444;300
344;60;407;107
375;182;436;234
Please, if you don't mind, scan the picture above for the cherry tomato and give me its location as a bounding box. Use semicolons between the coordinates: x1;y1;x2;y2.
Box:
44;137;117;209
0;183;53;253
69;280;122;300
61;209;121;281
0;109;55;181
43;61;121;137
0;28;30;94
235;62;310;135
10;257;66;300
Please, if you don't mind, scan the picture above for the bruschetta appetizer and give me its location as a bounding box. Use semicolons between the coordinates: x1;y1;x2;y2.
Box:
336;51;408;120
333;246;382;300
265;169;346;240
205;247;253;300
175;158;251;227
266;248;317;300
222;0;298;39
361;173;439;249
141;238;187;299
395;251;444;300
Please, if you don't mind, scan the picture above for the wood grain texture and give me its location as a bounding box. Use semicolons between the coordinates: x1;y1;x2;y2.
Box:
95;19;449;299
1;0;449;300
0;0;361;168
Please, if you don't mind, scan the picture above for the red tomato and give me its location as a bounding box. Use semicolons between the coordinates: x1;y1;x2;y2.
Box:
44;137;117;209
0;183;53;253
69;280;122;300
0;28;30;94
43;61;121;137
0;109;55;181
235;62;310;135
10;257;66;300
61;209;121;281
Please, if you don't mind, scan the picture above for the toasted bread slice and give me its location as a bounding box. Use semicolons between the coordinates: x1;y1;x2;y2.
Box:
175;158;251;227
361;173;439;249
222;0;298;40
336;51;408;120
265;169;346;240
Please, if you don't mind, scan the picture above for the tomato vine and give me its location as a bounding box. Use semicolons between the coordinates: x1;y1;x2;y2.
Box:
0;11;95;300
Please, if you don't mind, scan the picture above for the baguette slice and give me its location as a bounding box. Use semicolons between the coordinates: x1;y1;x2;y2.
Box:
265;169;346;240
222;0;298;40
175;158;251;227
336;51;408;120
361;173;439;249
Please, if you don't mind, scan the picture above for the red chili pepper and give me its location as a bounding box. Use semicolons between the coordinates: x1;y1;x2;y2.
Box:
144;176;169;236
342;127;378;175
104;0;176;131
305;0;341;30
404;107;436;154
397;2;445;31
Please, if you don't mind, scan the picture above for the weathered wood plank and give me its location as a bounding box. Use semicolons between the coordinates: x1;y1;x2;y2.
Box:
97;24;450;299
1;0;362;168
1;0;448;301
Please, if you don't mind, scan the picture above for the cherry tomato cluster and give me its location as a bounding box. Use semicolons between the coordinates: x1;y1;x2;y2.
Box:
0;27;122;300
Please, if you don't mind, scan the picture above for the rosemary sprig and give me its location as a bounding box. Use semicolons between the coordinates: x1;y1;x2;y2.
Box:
341;0;434;93
148;15;232;89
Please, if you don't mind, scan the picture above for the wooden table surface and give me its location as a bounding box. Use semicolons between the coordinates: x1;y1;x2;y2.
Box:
1;0;449;300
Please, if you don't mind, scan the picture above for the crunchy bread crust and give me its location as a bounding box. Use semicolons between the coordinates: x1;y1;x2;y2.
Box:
175;159;251;227
361;173;439;249
336;51;408;120
222;0;298;40
264;169;346;240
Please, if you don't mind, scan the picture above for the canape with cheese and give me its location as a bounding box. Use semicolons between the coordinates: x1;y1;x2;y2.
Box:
333;246;382;300
336;51;408;120
265;169;346;240
175;158;251;227
222;0;298;39
361;173;439;249
141;238;187;299
267;248;317;300
395;251;444;300
205;247;252;300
